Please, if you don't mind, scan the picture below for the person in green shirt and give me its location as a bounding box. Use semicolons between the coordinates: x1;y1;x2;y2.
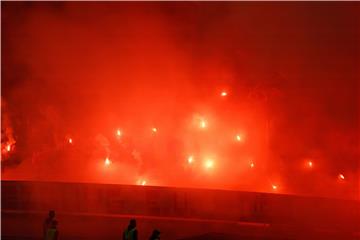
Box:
46;220;59;240
123;219;138;240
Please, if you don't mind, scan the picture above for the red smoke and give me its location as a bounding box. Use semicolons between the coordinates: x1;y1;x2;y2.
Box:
1;2;359;200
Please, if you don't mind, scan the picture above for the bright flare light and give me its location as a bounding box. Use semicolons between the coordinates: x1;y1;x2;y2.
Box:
104;157;111;166
338;174;345;180
200;120;207;129
137;179;147;186
272;184;278;190
250;162;255;168
68;138;73;144
235;135;242;142
307;161;313;168
116;129;122;137
188;155;194;164
221;91;227;97
152;127;157;133
6;144;11;152
204;159;214;169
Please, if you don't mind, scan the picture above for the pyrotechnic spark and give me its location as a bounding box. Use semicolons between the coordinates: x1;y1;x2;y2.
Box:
272;184;278;190
235;135;242;142
307;161;313;168
152;127;157;133
200;120;207;129
104;157;111;166
137;179;147;186
188;155;194;164
338;174;345;180
221;91;227;97
204;159;214;169
250;162;255;168
68;138;73;144
6;144;11;152
116;129;122;137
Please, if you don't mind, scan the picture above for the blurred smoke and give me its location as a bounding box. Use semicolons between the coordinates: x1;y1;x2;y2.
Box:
1;2;359;199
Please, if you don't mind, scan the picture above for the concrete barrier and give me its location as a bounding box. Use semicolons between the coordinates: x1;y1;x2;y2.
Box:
1;180;359;239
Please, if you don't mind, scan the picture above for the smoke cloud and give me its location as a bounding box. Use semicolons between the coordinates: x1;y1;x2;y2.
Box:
2;2;359;199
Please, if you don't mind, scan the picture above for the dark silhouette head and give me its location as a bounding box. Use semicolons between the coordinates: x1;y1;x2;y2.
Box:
48;210;55;219
129;219;136;229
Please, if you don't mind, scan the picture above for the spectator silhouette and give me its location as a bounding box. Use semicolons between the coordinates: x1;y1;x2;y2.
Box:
45;220;59;240
43;210;56;240
149;229;160;240
123;219;138;240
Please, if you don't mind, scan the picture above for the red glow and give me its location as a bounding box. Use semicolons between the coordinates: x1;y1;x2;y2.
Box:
272;184;278;190
204;159;214;169
137;179;147;186
307;161;313;168
235;134;242;142
200;119;207;129
1;3;358;201
116;129;122;137
250;162;255;168
221;91;228;97
104;158;111;166
338;174;345;180
188;155;194;164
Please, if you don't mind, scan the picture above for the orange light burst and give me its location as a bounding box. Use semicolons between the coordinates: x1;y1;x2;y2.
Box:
272;184;278;190
6;144;11;152
307;161;313;168
104;157;111;166
187;155;194;164
204;159;214;169
137;179;147;186
68;138;73;144
152;127;157;133
221;91;227;97
200;120;207;129
250;162;255;168
116;129;122;137
338;173;345;180
235;134;242;142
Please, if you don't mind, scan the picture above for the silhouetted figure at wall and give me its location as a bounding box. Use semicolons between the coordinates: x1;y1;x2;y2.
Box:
43;210;56;240
123;219;138;240
45;220;59;240
149;229;160;240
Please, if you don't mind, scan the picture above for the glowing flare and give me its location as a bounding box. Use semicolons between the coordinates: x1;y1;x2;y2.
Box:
116;129;122;137
221;91;227;97
152;127;157;133
6;144;11;152
235;135;242;142
250;162;255;168
307;161;313;168
104;157;111;166
137;179;147;186
338;174;345;180
272;184;278;190
204;159;214;169
68;138;73;144
200;120;206;129
188;155;194;164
